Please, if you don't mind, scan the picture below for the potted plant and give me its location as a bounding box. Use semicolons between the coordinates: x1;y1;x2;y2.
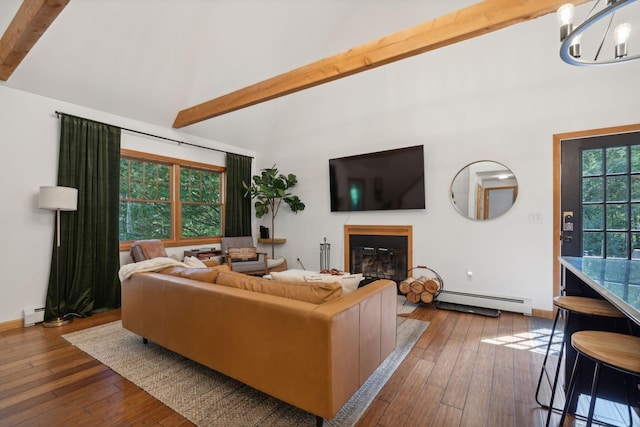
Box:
243;165;305;258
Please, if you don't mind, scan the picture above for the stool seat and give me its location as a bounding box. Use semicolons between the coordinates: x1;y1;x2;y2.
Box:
572;331;640;374
560;330;640;426
553;296;625;318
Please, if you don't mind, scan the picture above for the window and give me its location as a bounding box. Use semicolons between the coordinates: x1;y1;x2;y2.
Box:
581;143;640;258
119;149;224;249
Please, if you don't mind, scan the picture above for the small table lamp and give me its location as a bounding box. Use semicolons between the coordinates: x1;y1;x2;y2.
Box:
39;186;78;327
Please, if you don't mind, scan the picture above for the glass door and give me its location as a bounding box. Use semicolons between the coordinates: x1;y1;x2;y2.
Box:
561;131;640;259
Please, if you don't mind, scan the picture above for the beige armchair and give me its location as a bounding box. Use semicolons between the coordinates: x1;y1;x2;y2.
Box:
221;236;268;276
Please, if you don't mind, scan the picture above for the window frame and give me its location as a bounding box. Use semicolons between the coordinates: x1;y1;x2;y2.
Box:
119;149;225;252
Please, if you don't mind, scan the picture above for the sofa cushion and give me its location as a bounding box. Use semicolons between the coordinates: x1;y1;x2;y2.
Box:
228;247;258;261
270;270;362;294
159;264;230;283
304;273;363;294
130;239;168;262
269;270;306;282
216;270;342;304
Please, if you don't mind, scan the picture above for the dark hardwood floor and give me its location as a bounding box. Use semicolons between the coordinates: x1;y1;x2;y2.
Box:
0;305;636;426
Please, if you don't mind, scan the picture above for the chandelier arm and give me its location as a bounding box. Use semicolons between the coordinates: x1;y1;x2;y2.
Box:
587;0;604;19
593;10;616;61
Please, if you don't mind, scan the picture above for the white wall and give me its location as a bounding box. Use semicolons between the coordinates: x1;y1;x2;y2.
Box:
0;85;254;324
247;14;640;312
2;9;640;324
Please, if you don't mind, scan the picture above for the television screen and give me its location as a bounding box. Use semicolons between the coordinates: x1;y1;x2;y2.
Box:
329;145;425;212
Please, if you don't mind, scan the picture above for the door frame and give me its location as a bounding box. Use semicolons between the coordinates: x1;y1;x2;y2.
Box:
552;123;640;302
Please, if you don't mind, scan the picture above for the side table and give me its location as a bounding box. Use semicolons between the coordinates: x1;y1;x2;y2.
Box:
184;248;224;264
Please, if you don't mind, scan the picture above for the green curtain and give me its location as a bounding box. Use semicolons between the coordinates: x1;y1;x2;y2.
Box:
45;114;122;320
224;153;252;237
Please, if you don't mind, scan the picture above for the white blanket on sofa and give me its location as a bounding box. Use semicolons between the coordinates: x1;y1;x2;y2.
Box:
118;257;188;281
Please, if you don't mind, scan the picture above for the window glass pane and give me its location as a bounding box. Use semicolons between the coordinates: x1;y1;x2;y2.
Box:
583;231;603;257
129;159;143;181
180;168;220;203
583;205;603;230
606;176;627;202
629;285;640;309
606;232;627;258
632;204;640;230
120;157;173;241
631;175;640;202
606;146;627;174
582;177;603;203
632;145;640;173
119;163;129;198
631;233;640;259
181;205;222;237
144;181;158;200
606;204;628;230
582;149;603;176
119;202;171;240
179;166;222;238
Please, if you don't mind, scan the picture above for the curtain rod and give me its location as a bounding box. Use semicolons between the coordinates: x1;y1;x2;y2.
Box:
54;111;253;158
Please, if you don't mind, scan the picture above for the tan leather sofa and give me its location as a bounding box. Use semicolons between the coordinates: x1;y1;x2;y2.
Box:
121;268;397;423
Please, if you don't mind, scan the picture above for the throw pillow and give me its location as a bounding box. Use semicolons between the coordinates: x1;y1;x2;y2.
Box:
227;247;258;261
183;256;208;268
159;264;230;283
269;270;307;283
216;270;343;304
304;273;363;294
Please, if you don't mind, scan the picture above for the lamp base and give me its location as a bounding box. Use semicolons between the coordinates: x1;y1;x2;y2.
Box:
43;317;73;328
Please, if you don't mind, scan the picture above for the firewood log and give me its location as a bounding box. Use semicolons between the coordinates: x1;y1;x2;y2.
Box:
399;277;414;295
420;292;434;303
406;291;421;304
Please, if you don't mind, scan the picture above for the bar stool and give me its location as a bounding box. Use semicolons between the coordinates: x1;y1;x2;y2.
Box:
559;331;640;427
535;296;627;425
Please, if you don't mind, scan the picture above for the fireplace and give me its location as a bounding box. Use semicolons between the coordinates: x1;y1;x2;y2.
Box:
344;225;412;284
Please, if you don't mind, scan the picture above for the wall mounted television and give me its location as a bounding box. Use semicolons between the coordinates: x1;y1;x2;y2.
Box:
329;145;425;212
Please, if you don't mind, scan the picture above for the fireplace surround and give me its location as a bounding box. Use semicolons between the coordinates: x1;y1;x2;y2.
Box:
344;225;413;283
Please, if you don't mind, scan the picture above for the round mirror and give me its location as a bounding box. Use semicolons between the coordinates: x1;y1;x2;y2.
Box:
450;161;518;220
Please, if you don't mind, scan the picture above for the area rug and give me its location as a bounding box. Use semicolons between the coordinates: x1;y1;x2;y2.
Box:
397;295;420;314
63;316;428;427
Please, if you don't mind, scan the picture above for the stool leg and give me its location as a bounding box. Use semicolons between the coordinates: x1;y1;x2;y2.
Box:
585;361;602;427
558;352;581;427
623;372;634;427
547;334;566;417
536;309;562;407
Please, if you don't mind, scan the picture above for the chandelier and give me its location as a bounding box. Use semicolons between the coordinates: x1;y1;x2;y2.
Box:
557;0;639;66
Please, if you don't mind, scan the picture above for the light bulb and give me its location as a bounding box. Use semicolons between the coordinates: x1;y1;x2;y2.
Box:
614;23;632;44
557;4;575;41
570;33;582;58
557;4;575;26
614;23;631;58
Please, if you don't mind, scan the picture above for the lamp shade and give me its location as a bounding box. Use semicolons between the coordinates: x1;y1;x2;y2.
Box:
38;186;78;211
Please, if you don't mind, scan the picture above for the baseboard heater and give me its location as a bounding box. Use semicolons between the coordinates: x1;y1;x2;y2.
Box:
436;290;532;316
23;307;45;327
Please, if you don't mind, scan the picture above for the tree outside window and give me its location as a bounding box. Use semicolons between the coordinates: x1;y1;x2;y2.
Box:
119;150;223;248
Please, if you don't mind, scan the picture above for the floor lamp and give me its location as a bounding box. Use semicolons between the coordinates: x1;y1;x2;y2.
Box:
39;186;78;327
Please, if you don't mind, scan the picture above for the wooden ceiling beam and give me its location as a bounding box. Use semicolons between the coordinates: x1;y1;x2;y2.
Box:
0;0;70;81
173;0;590;128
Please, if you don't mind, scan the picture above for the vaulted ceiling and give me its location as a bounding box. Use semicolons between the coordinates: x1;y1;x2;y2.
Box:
0;0;634;151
